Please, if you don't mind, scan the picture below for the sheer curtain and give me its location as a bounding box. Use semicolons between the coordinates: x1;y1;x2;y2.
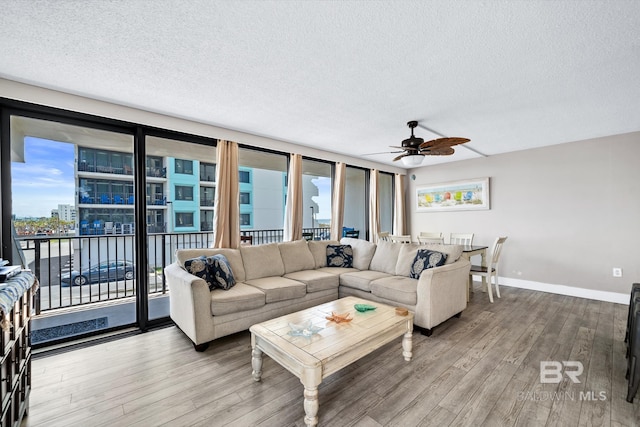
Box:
368;169;380;243
393;173;406;235
330;162;346;241
213;140;240;248
284;153;303;241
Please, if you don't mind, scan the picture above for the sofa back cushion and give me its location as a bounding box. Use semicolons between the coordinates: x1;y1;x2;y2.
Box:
369;240;402;275
278;240;315;274
395;244;421;277
240;243;285;280
340;237;377;270
176;248;246;282
308;240;340;268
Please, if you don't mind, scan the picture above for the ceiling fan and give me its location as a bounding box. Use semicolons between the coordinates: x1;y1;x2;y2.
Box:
388;121;470;167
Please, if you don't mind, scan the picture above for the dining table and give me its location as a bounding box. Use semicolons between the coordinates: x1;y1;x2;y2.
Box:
459;245;489;302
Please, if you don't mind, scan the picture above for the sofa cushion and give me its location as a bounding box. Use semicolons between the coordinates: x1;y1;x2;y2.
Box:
308;240;340;268
176;248;246;282
370;276;418;306
278;240;315;274
326;245;353;268
395;243;421;277
340;237;377;270
210;283;266;316
369;240;402;275
183;256;216;290
240;243;285;280
208;254;236;290
243;276;307;303
340;270;393;292
284;270;339;293
409;249;447;279
317;266;360;275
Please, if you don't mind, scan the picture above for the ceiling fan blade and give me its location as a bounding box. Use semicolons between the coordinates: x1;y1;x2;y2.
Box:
393;153;413;162
419;137;470;149
362;150;404;156
389;145;419;151
422;147;455;156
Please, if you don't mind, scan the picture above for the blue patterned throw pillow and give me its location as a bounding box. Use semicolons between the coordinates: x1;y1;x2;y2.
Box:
410;249;448;279
207;254;236;291
184;256;216;290
326;244;354;268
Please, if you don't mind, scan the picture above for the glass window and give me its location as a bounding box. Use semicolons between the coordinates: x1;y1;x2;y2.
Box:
175;159;193;175
200;186;215;207
175;212;194;227
238;149;287;235
343;166;367;239
239;170;250;183
200;162;216;181
175;185;194;201
302;159;332;233
200;210;214;231
379;172;394;235
240;192;251;205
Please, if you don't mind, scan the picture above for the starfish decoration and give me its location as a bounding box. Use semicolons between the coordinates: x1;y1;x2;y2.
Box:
325;311;353;323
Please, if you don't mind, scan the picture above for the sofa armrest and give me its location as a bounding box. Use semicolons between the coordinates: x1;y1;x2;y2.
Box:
414;258;471;329
165;262;214;345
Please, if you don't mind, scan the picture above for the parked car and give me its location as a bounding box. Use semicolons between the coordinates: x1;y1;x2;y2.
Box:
61;260;135;287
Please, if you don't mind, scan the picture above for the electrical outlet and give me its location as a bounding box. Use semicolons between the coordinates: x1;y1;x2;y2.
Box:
612;268;623;277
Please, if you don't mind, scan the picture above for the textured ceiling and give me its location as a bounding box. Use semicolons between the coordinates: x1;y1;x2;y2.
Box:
1;0;639;168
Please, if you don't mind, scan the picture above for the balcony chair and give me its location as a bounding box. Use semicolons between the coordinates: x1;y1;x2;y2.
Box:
113;195;125;204
100;194;111;204
91;220;104;235
450;233;474;246
127;195;134;204
79;220;89;235
104;222;115;234
344;230;359;238
469;236;508;303
302;232;314;241
378;231;390;241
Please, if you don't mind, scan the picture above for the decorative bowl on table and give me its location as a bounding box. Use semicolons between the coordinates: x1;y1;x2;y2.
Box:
325;311;353;323
354;303;376;312
288;320;323;337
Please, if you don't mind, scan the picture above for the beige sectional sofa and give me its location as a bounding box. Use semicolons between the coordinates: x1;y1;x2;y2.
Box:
165;237;471;351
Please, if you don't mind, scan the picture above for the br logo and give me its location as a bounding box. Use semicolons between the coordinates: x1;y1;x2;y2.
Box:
540;361;583;384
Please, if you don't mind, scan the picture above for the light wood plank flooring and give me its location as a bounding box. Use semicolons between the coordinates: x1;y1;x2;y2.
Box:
24;285;640;426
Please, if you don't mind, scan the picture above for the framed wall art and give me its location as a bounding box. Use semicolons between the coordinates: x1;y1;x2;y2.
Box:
416;177;490;212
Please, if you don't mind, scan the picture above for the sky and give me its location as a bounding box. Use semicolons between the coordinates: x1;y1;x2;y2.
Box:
12;137;75;218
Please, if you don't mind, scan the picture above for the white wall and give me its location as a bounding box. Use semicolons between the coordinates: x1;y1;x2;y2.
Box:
407;132;640;303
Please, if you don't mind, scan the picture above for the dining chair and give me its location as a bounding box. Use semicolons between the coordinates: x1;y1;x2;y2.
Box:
389;235;411;243
417;232;444;244
469;236;508;303
418;236;445;244
450;233;474;246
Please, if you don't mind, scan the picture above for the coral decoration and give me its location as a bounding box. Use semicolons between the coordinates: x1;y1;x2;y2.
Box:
325;311;353;323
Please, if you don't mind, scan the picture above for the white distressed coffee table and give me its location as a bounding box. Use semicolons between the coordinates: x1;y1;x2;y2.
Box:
250;296;413;426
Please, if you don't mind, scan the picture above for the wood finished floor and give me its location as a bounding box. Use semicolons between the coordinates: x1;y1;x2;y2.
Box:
24;284;640;427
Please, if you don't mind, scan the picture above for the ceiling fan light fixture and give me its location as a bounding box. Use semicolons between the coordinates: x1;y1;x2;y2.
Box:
401;154;424;167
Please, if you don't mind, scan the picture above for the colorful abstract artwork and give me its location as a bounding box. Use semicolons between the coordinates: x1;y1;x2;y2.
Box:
416;178;490;212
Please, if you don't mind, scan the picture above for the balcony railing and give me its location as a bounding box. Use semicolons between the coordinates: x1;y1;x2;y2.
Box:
18;227;330;314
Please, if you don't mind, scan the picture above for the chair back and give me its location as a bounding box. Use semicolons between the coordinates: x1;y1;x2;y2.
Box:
450;233;474;246
418;236;445;244
389;235;411;243
418;231;442;239
378;231;390;241
488;236;508;268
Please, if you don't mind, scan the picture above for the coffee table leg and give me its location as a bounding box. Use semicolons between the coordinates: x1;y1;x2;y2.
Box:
303;386;319;426
402;330;413;361
252;347;263;382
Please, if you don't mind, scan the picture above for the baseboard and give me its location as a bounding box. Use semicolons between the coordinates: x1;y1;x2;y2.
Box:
471;275;629;305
